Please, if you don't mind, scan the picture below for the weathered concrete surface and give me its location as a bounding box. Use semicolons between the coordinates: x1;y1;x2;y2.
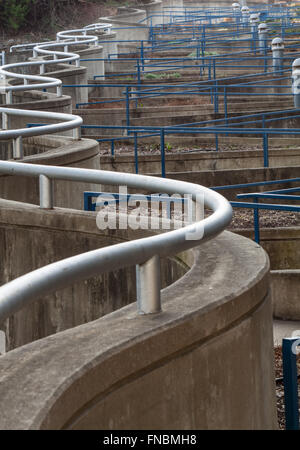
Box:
0;135;101;210
271;270;300;320
167;166;300;201
98;147;300;174
0;226;277;429
0;200;188;351
273;319;300;346
236;227;300;271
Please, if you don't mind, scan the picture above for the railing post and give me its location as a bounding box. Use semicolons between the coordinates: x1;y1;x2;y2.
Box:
136;255;161;315
2;111;8;130
39;174;54;209
263;133;269;167
224;86;228;122
214;80;219;114
5;90;12;105
1;50;5;66
253;196;260;244
282;338;300;430
40;63;45;75
72;127;81;140
56;85;62;97
126;86;130;132
111;139;115;157
134;131;138;174
13;136;23;159
140;41;144;72
160;128;166;178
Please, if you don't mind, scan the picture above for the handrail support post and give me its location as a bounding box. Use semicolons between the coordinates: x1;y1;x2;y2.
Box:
13;136;23;160
136;255;161;315
39;174;54;209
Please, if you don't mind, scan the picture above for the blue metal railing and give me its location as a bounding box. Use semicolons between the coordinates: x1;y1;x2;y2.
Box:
282;338;300;430
213;178;300;244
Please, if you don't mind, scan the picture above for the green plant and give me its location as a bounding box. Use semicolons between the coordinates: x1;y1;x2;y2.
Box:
145;73;159;79
166;142;172;151
2;0;32;31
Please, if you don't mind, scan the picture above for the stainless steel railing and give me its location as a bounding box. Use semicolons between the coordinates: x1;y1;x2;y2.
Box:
0;22;112;104
0;18;232;326
0;160;232;322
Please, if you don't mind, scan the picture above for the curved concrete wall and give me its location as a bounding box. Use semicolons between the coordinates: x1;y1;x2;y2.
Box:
100;9;149;42
0;218;276;429
236;227;300;321
0;135;100;210
137;1;163;26
271;270;300;320
0;201;187;351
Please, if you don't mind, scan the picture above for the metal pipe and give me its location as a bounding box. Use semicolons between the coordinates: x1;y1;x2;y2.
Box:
0;161;232;323
136;255;161;314
39;174;54;209
12;136;23;160
0;108;82;139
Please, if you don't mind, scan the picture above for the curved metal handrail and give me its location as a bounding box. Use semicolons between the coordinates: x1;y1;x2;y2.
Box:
0;160;232;322
0;22;110;155
0;22;112;101
0;14;232;325
0;107;82;139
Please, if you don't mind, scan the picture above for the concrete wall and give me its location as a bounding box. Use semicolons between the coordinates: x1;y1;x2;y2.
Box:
236;227;300;321
100;9;149;42
0;211;277;429
0;135;101;210
0;201;187;351
137;1;163;26
271;270;300;320
98;144;300;174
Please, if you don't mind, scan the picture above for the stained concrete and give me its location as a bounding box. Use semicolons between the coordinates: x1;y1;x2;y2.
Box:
0;223;277;429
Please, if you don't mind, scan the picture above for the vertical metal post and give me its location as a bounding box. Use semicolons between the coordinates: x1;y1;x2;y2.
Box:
137;60;141;85
2;111;8;130
224;86;228;123
253;197;260;244
126;86;130;132
134;132;138;174
56;85;62;97
111;139;115;157
6;90;12;105
136;255;161;315
39;174;54;209
282;338;300;430
140;41;144;72
263;133;269;167
1;50;5;66
214;80;219;114
72;127;81;140
160;128;166;178
13;136;23;159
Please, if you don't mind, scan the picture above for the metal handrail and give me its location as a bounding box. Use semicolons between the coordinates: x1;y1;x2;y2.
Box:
0;22;112;103
0;161;232;322
0;108;82;139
